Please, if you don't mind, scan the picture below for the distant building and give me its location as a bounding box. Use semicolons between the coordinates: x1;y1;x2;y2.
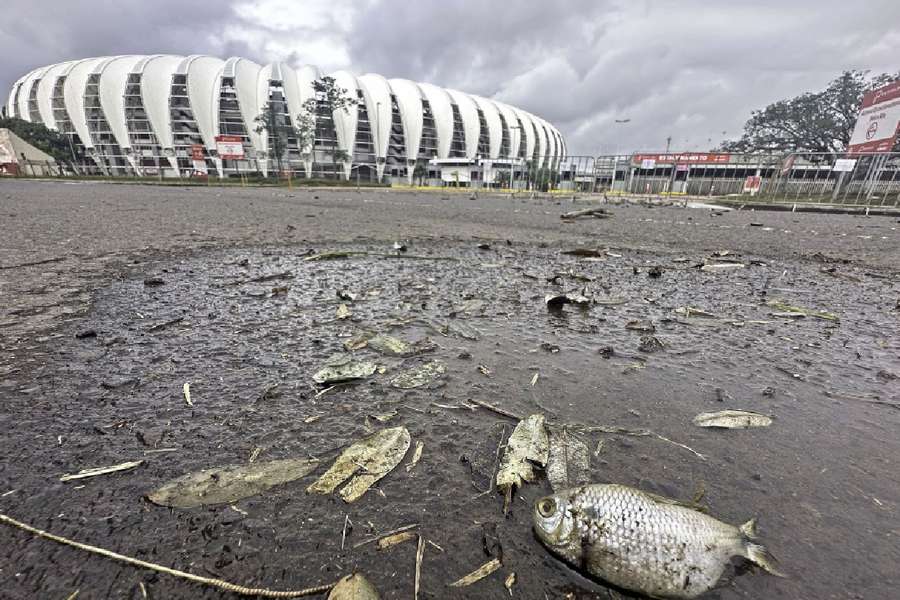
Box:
4;55;566;184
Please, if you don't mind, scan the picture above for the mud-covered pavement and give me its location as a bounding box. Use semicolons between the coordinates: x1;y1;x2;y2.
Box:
1;180;899;599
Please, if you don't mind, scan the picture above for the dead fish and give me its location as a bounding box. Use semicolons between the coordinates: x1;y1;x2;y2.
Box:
533;484;781;599
693;410;773;429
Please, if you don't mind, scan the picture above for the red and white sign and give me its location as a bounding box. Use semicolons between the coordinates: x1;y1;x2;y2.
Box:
743;175;762;193
848;79;900;155
215;135;245;160
632;153;731;165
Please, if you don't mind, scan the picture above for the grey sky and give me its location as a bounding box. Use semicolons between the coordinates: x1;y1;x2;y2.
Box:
2;0;898;154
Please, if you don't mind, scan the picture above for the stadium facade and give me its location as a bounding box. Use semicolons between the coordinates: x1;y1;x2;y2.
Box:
3;55;566;183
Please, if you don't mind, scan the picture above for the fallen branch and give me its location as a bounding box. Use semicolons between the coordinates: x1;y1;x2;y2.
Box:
352;523;419;549
0;513;337;597
0;256;66;270
560;207;611;220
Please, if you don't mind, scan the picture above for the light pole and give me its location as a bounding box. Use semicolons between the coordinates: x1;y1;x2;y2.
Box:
509;124;521;193
375;101;381;182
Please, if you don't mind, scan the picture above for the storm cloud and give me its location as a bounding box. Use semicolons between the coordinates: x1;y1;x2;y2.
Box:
2;0;898;154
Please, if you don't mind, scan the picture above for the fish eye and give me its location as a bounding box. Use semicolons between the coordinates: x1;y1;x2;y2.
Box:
537;498;557;517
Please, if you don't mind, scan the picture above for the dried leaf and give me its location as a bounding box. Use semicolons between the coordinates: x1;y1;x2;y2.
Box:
675;306;717;318
367;334;413;356
391;361;446;389
406;441;424;472
693;410;773;429
60;460;143;482
496;415;549;505
313;355;377;384
182;382;193;406
327;573;381;600
336;303;352;320
146;458;319;508
766;299;838;321
307;426;411;503
546;428;590;492
504;572;516;596
344;331;373;351
449;558;502;587
377;531;417;550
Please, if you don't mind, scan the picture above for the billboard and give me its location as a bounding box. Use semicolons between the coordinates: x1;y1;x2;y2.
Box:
847;80;900;155
215;135;245;160
632;153;731;165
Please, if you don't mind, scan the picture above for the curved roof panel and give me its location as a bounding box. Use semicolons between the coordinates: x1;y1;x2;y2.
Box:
513;108;536;161
98;55;143;150
417;83;453;159
36;62;73;130
493;101;521;160
18;65;51;122
63;57;107;148
329;70;359;157
388;78;423;163
140;55;182;149
445;89;479;159
183;56;224;149
358;73;393;162
472;96;502;159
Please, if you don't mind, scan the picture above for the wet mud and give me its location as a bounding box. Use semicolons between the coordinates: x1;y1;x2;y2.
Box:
1;181;899;599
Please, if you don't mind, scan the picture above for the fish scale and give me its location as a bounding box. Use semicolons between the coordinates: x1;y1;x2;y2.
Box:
534;484;780;599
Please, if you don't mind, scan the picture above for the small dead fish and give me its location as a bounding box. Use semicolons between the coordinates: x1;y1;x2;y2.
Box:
533;484;781;599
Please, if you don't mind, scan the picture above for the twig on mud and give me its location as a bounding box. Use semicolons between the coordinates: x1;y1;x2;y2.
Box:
341;514;352;551
0;513;339;597
467;398;521;421
352;523;419;549
653;434;706;460
147;317;184;332
0;256;66;270
560;207;611;220
223;271;295;286
182;382;193;407
414;534;426;600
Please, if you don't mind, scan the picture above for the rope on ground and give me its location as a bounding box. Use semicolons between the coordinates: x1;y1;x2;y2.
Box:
0;513;337;597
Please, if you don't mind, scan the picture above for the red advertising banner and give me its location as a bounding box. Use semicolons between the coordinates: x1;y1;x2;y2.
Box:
632;153;731;165
848;79;900;155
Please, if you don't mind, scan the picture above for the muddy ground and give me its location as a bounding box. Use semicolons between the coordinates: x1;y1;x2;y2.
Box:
1;180;898;600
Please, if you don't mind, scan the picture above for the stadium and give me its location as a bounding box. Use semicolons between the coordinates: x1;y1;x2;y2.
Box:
3;55;566;184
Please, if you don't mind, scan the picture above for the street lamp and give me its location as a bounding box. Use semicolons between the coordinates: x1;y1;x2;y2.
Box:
508;124;521;193
375;101;381;182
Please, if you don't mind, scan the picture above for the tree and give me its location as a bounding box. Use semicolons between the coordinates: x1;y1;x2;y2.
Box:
311;76;358;178
253;104;292;177
0;117;80;165
720;70;900;154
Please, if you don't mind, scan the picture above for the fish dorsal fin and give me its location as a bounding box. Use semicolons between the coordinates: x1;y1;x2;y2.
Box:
643;491;695;509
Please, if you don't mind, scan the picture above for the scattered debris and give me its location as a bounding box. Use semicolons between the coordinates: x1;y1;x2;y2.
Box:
625;320;655;332
353;524;419;549
701;263;746;272
313;355;378;385
504;572;516;596
74;329;97;339
303;251;367;262
463;422;508;493
766;299;838;321
539;342;560;353
477;364;491;376
366;334;433;357
561;248;606;257
693;410;773;429
60;461;143;482
530;372;539;386
647;266;663;278
337;289;357;301
449;558;503;587
546;428;590;492
147;317;184;332
496;414;549;512
377;531;417;550
344;331;374;351
638;335;665;353
225;271;294;285
560;207;611;220
327;574;380;600
675;306;717;318
182;382;192;407
147;458;319;508
545;292;590;310
335;304;352;320
143;277;165;287
307;426;411;503
391;361;446;389
406;441;424;472
414;535;425;600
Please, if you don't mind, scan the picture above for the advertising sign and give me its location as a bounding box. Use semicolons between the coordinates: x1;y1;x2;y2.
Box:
832;158;857;172
640;158;656;169
743;175;762;193
215;135;245;160
848;79;900;155
632;153;731;165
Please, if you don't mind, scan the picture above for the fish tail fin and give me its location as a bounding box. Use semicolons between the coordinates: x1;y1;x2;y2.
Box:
739;518;758;539
744;542;785;578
